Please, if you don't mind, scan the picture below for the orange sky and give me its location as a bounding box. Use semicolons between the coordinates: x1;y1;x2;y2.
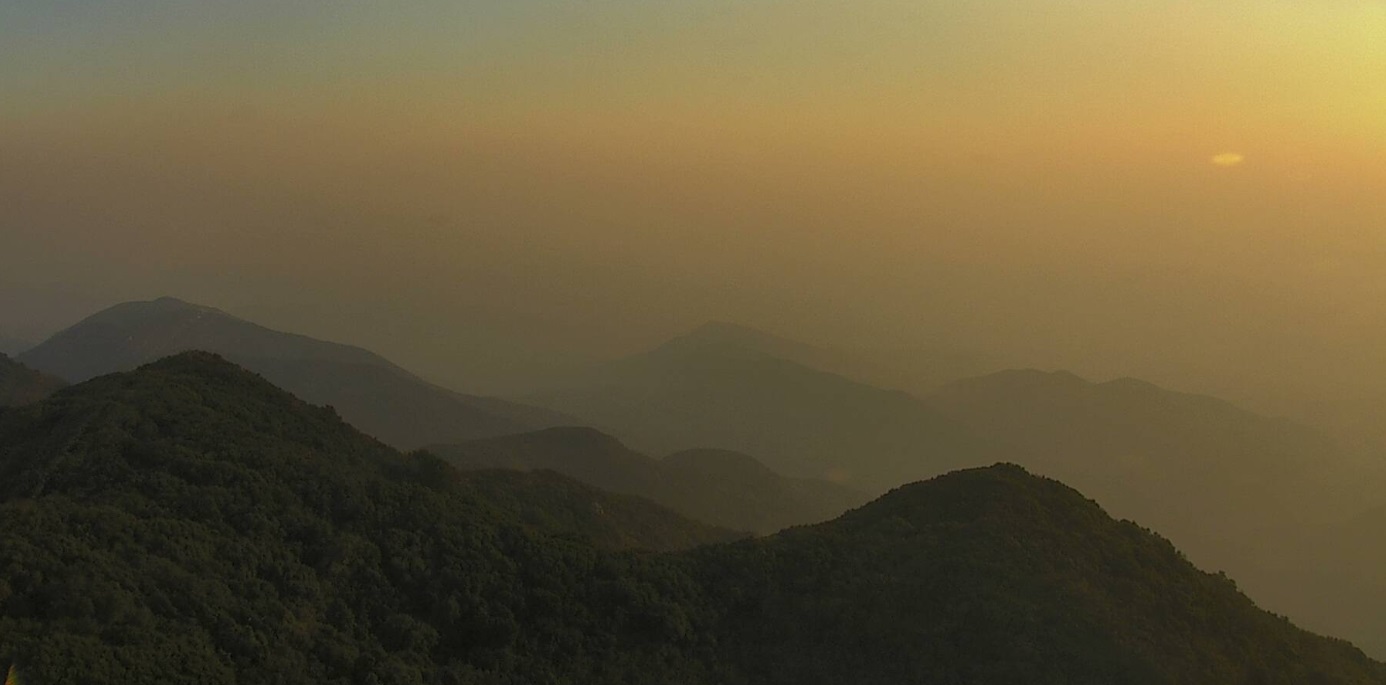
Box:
2;0;1384;409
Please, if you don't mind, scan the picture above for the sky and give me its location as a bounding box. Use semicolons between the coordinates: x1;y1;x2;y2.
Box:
1;0;1384;412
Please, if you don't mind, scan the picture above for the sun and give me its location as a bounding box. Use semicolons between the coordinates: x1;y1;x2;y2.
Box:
1210;152;1245;167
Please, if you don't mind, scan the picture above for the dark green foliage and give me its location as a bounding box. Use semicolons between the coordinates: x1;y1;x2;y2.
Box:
0;353;1382;684
692;466;1386;684
0;353;718;684
433;428;867;535
0;354;65;407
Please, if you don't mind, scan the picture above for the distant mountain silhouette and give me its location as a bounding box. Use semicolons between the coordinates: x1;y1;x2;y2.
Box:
18;297;569;448
1;351;1379;683
655;322;999;395
431;427;868;534
528;324;998;492
0;353;66;407
926;369;1372;561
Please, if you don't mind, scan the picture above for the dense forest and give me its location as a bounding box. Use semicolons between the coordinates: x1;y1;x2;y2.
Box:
0;353;1382;683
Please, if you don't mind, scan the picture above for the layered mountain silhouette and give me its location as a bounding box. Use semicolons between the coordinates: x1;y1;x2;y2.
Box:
528;323;998;492
17;297;568;448
0;352;1381;683
0;353;65;407
430;427;868;534
925;369;1376;564
652;322;999;397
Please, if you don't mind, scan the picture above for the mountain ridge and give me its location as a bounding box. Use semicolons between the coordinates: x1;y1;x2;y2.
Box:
528;323;999;492
18;297;570;448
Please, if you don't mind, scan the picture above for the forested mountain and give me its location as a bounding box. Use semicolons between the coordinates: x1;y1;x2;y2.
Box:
692;463;1386;685
431;427;868;534
17;297;568;448
0;352;1381;683
0;353;65;407
528;324;998;492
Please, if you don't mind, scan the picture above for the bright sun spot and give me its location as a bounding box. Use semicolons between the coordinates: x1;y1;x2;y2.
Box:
1210;152;1245;167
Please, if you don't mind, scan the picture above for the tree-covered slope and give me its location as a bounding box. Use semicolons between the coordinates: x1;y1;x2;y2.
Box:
925;367;1384;643
432;428;867;535
17;297;568;448
0;353;726;683
692;464;1386;685
0;353;1381;684
0;353;66;407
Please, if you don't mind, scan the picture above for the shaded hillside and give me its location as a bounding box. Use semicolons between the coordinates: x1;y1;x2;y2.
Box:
528;325;997;492
432;427;868;534
0;353;65;407
692;465;1386;685
0;353;741;684
925;368;1386;659
0;353;1381;683
17;297;567;447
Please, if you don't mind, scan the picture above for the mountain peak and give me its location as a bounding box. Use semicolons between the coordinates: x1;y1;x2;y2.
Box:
844;462;1101;528
19;298;392;383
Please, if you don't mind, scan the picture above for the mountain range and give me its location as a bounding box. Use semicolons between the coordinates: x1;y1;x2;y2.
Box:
16;297;568;448
14;298;1386;663
924;368;1377;561
528;322;999;492
0;352;1380;683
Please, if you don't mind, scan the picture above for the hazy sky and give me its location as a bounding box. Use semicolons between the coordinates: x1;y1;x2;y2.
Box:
2;0;1384;408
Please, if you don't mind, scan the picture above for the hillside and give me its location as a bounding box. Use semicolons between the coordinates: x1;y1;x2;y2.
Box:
528;324;998;492
17;297;567;447
0;353;66;407
432;427;868;534
0;353;1381;683
693;465;1386;684
0;352;744;683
